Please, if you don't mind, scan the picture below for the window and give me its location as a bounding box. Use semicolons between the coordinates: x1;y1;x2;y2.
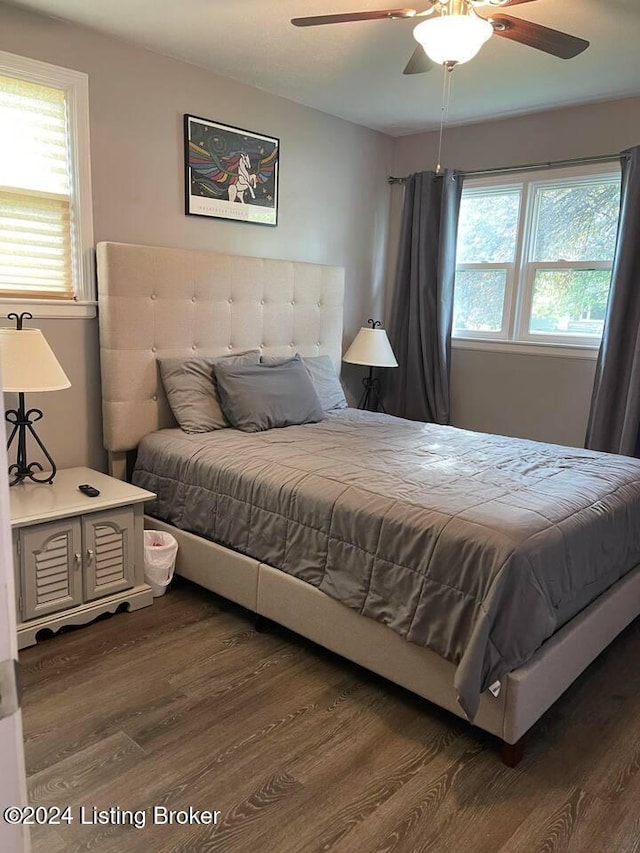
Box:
0;51;94;317
453;164;622;351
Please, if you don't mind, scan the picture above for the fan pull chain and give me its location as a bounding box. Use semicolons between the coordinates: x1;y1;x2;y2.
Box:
436;61;455;175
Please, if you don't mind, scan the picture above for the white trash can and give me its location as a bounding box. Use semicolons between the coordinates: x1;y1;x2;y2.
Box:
144;530;178;597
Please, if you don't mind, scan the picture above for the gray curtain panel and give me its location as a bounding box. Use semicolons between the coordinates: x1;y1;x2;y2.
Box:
384;170;462;424
586;145;640;455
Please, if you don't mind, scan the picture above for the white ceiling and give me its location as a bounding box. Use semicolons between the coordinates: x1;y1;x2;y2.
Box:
9;0;640;135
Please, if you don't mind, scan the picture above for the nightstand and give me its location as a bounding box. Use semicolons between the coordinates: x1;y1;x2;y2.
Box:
10;467;156;649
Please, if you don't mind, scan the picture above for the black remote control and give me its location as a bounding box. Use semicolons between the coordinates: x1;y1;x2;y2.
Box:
78;484;100;498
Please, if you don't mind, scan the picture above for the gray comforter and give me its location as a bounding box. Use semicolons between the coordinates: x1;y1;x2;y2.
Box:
133;409;640;718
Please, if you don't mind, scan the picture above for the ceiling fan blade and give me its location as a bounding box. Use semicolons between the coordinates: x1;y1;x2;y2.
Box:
291;8;417;27
403;45;433;74
490;14;589;59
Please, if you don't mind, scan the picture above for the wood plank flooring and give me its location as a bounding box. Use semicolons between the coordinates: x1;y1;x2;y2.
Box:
19;577;640;853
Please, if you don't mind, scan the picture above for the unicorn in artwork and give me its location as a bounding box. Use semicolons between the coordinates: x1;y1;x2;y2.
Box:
228;152;257;204
188;137;277;205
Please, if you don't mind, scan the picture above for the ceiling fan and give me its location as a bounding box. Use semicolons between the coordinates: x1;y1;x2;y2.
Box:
291;0;590;75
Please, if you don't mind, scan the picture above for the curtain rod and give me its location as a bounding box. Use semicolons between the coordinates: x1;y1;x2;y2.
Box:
388;152;626;184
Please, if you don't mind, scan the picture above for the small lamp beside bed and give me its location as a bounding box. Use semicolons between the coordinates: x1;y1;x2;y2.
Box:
343;319;398;412
0;312;70;485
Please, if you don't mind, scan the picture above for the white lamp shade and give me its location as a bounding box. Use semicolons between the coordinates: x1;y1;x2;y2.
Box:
413;14;493;65
0;327;71;392
343;327;398;368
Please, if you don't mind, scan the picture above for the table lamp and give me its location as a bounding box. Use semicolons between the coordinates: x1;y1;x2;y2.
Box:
343;319;398;412
0;312;71;485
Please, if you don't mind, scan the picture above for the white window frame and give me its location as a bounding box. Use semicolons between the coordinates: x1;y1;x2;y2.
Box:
453;163;622;358
0;50;95;319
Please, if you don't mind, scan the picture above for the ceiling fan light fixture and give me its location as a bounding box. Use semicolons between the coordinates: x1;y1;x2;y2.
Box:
413;13;493;65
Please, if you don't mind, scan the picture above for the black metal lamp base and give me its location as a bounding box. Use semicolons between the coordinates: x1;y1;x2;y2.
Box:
6;392;56;486
358;366;387;413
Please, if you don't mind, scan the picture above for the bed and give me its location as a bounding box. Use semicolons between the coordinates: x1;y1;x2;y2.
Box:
97;240;640;765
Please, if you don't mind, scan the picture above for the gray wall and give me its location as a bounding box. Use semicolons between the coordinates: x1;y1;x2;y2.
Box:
0;2;393;472
389;97;640;447
3;1;637;462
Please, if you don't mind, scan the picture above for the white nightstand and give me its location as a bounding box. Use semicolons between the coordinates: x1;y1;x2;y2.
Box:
10;467;156;649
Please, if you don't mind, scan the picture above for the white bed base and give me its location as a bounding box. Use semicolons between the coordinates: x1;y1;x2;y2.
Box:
97;241;640;762
143;515;640;749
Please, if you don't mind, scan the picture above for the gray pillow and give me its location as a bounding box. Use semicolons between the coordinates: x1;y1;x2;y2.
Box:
158;350;260;433
261;354;347;411
301;355;347;411
215;355;324;433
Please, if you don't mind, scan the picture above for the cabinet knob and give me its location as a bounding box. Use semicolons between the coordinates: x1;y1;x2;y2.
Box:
74;553;82;569
86;548;94;563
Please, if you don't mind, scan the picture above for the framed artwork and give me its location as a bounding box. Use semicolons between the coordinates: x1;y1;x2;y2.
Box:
184;114;279;226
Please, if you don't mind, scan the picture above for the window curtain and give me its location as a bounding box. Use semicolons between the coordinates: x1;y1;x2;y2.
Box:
585;145;640;455
384;170;463;423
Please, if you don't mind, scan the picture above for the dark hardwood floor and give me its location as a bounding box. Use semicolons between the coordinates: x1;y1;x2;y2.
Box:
20;577;640;853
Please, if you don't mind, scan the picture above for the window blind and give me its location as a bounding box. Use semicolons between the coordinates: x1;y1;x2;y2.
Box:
0;75;73;299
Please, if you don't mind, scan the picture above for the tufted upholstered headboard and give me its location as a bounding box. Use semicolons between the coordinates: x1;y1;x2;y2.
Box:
97;242;345;476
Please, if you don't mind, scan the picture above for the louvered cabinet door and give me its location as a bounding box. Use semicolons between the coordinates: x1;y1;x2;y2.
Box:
20;519;83;620
83;508;135;601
